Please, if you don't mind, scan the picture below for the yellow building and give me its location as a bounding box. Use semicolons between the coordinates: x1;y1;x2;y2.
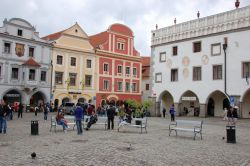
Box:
43;23;97;107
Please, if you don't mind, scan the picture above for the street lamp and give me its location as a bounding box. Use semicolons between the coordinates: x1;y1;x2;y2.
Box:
223;37;229;98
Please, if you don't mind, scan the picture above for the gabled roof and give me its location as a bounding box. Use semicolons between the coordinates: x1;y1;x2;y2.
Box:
22;58;41;67
89;31;108;48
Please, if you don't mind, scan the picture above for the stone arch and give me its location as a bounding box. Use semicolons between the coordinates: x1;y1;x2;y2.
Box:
2;88;23;105
158;90;174;117
29;91;48;106
205;90;229;117
78;97;86;103
241;88;250;118
179;90;200;117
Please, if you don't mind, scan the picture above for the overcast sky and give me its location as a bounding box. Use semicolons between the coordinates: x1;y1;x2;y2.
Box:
1;0;250;56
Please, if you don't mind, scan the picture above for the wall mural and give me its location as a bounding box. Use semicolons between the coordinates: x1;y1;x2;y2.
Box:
182;56;190;67
201;55;209;65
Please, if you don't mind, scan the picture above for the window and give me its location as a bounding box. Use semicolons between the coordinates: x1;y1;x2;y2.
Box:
242;62;250;78
11;68;19;79
117;65;122;73
70;57;76;66
211;43;221;56
55;72;63;84
125;82;130;92
126;67;130;75
193;67;202;81
29;47;34;57
86;60;92;68
155;73;162;83
117;82;122;91
146;84;149;90
160;52;166;62
29;69;36;80
40;71;46;82
133;68;137;76
104;80;109;90
85;75;92;87
172;46;178;56
57;55;63;65
171;69;178;82
4;43;11;53
213;65;222;80
69;73;77;86
193;41;201;53
17;29;23;36
104;64;109;72
132;83;137;92
117;42;125;50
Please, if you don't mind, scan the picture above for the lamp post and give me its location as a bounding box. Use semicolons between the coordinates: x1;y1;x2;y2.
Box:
223;37;229;98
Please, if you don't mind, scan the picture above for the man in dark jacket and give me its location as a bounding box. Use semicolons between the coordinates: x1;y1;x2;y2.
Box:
107;103;116;130
75;103;83;134
0;99;8;134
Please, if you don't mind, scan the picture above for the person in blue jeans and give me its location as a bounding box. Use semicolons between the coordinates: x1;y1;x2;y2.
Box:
0;99;8;134
169;104;175;121
75;103;83;135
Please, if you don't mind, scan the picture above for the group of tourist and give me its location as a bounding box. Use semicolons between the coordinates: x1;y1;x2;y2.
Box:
223;106;239;125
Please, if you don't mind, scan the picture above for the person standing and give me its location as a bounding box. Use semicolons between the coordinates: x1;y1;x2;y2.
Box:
169;104;175;121
75;103;83;135
34;105;39;116
44;104;49;121
0;99;8;134
223;108;228;121
107;103;116;130
162;107;166;118
18;102;23;118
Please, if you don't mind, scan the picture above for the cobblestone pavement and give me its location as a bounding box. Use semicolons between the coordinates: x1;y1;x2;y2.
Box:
0;112;250;166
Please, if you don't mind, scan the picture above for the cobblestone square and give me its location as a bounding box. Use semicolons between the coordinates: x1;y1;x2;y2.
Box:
0;113;250;166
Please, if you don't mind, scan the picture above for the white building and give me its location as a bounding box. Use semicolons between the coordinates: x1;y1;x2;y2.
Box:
151;6;250;118
0;18;51;107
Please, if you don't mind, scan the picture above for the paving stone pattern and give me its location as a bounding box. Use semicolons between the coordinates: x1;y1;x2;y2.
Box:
0;113;250;166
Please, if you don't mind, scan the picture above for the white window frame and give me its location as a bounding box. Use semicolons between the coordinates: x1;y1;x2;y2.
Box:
29;69;36;81
155;73;162;83
132;83;137;92
160;52;166;62
40;70;47;82
3;42;11;54
117;65;122;74
125;82;130;92
103;80;109;90
103;63;109;73
57;55;63;65
11;67;19;80
70;57;76;67
117;82;122;91
86;59;92;68
117;42;125;50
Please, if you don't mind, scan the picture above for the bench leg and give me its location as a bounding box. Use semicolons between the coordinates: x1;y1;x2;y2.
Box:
169;129;171;136
200;132;202;140
194;133;196;140
141;127;142;134
175;130;177;136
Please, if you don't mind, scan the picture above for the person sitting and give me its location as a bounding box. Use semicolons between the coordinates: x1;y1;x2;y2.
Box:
56;110;69;133
85;111;98;130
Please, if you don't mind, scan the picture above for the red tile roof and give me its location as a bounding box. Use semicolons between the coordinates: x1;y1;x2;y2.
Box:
142;56;150;77
42;30;64;41
22;58;41;67
142;56;150;66
89;31;108;48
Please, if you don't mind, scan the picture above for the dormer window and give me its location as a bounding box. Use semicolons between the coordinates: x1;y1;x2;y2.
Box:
17;29;23;36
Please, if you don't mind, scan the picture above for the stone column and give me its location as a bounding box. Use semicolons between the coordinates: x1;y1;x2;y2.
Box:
199;104;206;117
174;103;180;117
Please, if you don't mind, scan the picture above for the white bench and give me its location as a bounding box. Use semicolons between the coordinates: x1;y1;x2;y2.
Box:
50;115;76;132
84;116;108;130
169;120;203;140
117;117;148;134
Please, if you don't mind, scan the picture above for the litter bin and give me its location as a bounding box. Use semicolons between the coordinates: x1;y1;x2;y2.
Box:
31;120;39;135
226;125;236;143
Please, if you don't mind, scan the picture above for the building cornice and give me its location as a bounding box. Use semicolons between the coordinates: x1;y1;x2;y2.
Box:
96;49;142;62
0;33;51;47
151;26;250;47
52;45;95;55
152;5;250;46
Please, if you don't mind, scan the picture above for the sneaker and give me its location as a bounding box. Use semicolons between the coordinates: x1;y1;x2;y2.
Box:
67;126;70;129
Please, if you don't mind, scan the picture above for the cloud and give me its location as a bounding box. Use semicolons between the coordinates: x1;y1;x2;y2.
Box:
1;0;250;56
